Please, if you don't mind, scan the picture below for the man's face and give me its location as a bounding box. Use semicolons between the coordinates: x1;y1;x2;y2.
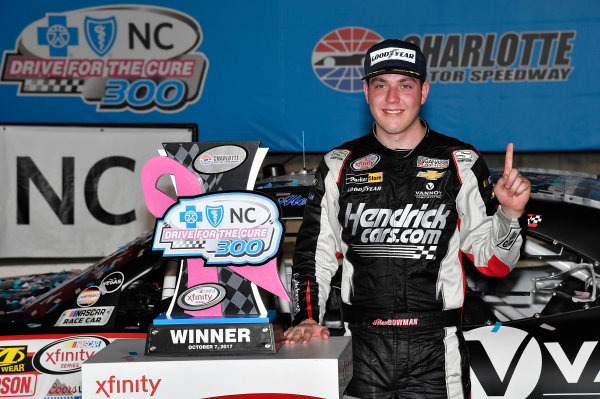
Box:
363;73;430;139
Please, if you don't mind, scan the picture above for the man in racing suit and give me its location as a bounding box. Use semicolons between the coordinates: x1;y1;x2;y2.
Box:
283;39;531;398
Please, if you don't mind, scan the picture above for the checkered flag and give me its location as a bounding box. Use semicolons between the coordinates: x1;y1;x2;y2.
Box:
163;143;200;171
528;214;542;227
218;267;258;315
420;246;437;260
171;240;206;249
23;78;84;94
162;143;219;193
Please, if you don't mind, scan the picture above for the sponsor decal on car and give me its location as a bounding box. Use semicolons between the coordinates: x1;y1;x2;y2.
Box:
0;373;37;397
466;325;600;398
54;306;114;327
99;272;124;294
45;378;82;398
528;214;542;227
276;194;308;207
466;325;541;398
0;346;27;374
76;287;101;307
32;336;109;375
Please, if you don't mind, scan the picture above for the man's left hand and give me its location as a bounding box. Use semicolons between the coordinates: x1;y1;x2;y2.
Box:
494;143;531;219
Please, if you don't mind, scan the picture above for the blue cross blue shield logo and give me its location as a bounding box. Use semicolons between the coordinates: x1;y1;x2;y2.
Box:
84;16;116;57
179;205;202;228
206;205;224;228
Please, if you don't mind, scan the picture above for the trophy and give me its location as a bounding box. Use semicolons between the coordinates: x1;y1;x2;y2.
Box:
140;141;289;356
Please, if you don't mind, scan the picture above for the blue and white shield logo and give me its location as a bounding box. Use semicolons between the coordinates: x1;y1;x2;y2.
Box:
206;205;224;228
84;16;116;57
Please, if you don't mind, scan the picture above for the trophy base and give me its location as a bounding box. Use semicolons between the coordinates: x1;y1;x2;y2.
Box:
145;311;277;356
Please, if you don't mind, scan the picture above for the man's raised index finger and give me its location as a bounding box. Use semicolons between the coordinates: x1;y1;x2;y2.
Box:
504;142;514;175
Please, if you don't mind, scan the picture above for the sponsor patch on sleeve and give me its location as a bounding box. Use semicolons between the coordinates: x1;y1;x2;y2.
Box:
328;149;351;162
498;227;522;250
452;149;476;164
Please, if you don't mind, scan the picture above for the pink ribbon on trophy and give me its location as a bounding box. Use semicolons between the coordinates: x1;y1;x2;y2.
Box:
141;156;290;317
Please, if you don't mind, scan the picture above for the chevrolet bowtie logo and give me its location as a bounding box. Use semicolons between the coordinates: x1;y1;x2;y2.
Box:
417;170;446;180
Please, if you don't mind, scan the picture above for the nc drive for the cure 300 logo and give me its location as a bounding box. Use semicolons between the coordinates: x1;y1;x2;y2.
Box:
153;191;284;265
0;5;209;113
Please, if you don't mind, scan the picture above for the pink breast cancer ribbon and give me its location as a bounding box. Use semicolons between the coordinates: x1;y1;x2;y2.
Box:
141;156;289;318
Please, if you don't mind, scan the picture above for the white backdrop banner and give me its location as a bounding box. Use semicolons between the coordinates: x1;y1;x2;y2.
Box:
0;125;194;257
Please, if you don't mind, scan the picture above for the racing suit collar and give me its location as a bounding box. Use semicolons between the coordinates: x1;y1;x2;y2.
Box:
371;118;430;158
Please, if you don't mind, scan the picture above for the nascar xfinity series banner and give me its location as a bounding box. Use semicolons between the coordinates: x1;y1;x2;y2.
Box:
0;1;598;153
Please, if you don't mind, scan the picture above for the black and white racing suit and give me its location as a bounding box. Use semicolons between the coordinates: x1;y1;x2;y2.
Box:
291;120;524;398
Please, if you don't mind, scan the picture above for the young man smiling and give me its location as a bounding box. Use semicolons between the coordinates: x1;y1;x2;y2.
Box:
284;39;531;398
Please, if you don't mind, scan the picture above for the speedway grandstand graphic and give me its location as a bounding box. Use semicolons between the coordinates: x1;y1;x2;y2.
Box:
0;5;208;113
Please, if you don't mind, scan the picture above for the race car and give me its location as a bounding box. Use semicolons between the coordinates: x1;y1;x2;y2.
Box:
0;168;598;399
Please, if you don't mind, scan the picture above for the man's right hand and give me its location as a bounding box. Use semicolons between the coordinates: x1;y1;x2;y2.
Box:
283;319;330;344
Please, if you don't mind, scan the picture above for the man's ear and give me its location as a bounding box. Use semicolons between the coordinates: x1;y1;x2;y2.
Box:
421;81;430;105
363;80;369;104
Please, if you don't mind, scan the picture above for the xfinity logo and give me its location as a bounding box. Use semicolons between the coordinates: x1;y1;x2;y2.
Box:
176;283;227;310
33;336;109;374
370;47;416;65
351;154;380;171
96;375;161;398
